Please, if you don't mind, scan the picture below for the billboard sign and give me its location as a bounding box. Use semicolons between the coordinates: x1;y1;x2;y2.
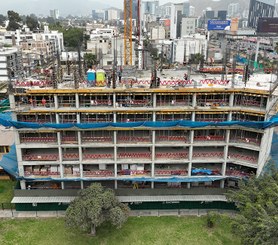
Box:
207;20;231;31
257;17;278;33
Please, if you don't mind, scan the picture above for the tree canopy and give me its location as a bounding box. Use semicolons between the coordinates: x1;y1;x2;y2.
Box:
25;15;39;31
7;10;22;31
84;53;97;68
226;167;278;244
65;183;129;236
49;23;86;50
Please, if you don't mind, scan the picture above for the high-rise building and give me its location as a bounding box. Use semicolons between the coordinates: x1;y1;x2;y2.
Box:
218;10;227;20
141;1;159;31
248;0;275;28
158;3;171;18
170;3;184;39
227;3;240;18
206;10;215;19
183;0;190;17
189;6;195;17
49;9;59;20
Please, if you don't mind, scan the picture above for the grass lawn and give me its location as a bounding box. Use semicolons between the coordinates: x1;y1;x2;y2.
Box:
0;180;15;203
0;215;240;245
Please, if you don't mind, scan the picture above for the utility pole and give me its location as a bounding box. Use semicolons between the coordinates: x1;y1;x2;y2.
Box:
112;35;117;89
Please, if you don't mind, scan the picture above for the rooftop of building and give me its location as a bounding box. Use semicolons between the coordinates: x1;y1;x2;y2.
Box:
14;70;278;95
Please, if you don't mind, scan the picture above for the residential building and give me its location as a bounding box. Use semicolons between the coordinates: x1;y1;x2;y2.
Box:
0;48;23;81
181;17;198;37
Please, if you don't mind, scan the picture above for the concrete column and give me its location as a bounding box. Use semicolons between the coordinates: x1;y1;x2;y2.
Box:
151;182;154;189
229;93;234;107
54;94;58;109
75;93;79;108
76;113;80;123
221;130;230;188
114;180;118;189
114;144;117;179
153;93;157;108
113;112;117;123
191;112;195;121
79;163;83;178
257;128;273;175
9;94;15;109
152;130;155;178
113;93;116;108
20;180;26;189
190;130;194;144
228;112;232;121
55;113;59;124
192;93;197;107
80;181;84;189
61;181;65;189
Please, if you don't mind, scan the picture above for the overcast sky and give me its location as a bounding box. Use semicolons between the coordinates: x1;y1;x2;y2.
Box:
0;0;184;16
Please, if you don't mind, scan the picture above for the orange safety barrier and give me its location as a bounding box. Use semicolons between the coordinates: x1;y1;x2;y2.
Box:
192;152;224;158
155;152;188;159
23;154;59;161
118;152;151;158
194;135;225;141
118;136;150;142
83;170;113;177
155;169;187;175
226;170;251;177
229;153;257;163
63;153;79;160
83;153;113;159
231;137;260;145
21;136;57;143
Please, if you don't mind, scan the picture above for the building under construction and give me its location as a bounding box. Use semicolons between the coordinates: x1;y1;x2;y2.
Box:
1;70;278;210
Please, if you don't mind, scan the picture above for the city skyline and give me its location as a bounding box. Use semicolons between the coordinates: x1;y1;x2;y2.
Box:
0;0;184;16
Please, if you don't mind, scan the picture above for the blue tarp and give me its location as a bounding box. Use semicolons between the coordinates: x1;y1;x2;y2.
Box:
14;176;226;183
1;116;278;130
191;169;212;175
0;145;19;178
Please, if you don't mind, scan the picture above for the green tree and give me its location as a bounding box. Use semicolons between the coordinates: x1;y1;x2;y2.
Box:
26;15;39;31
226;167;278;244
84;53;97;68
65;183;129;236
63;27;84;49
189;53;204;65
7;10;22;31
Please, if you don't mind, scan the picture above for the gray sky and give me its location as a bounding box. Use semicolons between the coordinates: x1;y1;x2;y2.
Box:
0;0;182;16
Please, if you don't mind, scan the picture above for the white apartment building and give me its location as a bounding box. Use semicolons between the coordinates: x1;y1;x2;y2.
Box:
106;8;121;21
151;26;166;40
0;26;64;54
172;34;207;64
181;17;198;37
0;48;23;81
